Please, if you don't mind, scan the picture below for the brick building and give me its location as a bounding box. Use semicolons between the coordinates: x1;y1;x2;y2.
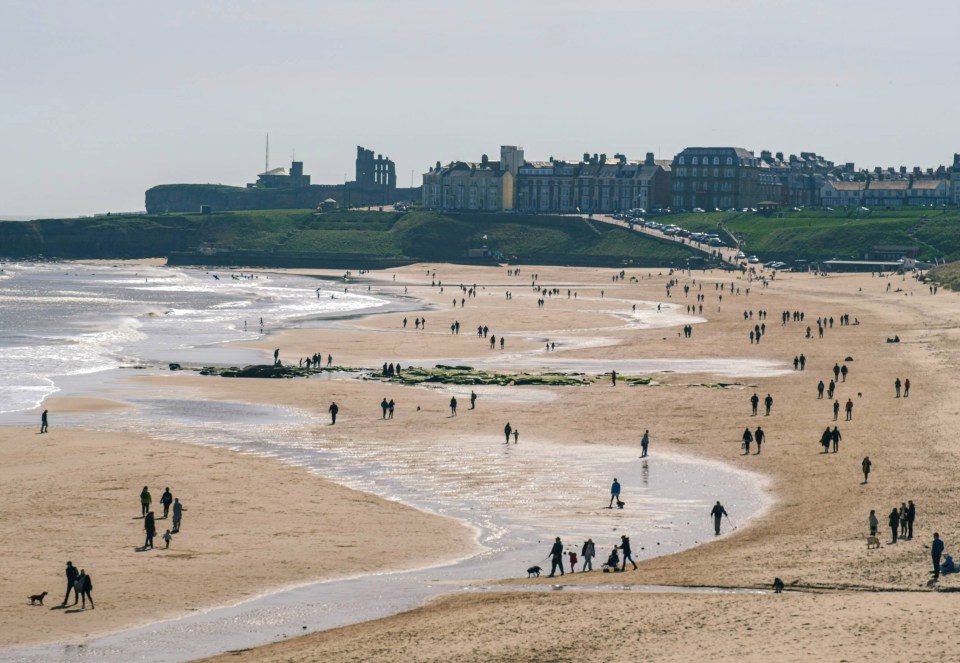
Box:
671;147;781;210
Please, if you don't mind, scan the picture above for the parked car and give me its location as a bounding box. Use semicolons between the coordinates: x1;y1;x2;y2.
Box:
748;255;760;264
736;251;746;260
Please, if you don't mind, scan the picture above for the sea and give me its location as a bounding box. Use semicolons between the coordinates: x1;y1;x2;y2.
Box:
0;261;389;416
0;261;772;662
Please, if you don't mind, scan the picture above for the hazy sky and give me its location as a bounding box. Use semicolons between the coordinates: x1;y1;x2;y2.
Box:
2;0;958;218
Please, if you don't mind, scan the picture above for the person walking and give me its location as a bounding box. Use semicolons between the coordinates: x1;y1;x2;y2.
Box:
754;426;765;454
894;378;902;398
888;507;900;544
817;381;824;399
504;422;512;444
742;427;753;455
609;478;621;508
845;398;854;421
61;561;79;606
144;511;157;549
711;501;728;535
841;364;848;382
862;456;872;483
907;500;916;539
750;393;759;416
869;510;879;536
831;426;841;453
140;486;152;517
833;400;840;421
160;487;173;519
328;401;339;425
381;398;389;419
764;394;773;416
172;498;184;533
512;428;519;444
581;539;596;572
78;569;94;609
548;537;565;577
611;370;617;386
40;409;48;433
932;533;945;579
640;430;649;458
450;396;457;416
799;354;806;370
618;535;638;571
470;391;477;409
833;363;840;382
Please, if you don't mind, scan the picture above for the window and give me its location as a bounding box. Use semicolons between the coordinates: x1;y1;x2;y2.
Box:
713;157;720;165
692;157;699;165
726;157;733;165
679;156;685;165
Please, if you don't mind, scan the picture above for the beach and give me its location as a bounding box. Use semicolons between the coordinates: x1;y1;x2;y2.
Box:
2;260;959;662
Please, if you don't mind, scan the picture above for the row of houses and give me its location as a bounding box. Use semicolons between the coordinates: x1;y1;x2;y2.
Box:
423;147;960;212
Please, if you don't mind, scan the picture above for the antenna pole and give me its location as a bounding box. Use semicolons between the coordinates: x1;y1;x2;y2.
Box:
265;133;270;173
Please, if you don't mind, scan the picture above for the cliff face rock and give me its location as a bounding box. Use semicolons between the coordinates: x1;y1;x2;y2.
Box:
0;216;197;258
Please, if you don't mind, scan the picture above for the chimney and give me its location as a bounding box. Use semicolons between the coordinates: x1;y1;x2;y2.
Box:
776;152;784;161
645;152;655;165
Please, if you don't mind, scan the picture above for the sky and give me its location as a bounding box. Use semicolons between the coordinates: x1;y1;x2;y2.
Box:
2;0;959;218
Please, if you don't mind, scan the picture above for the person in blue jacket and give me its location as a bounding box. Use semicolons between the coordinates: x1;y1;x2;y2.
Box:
609;478;621;508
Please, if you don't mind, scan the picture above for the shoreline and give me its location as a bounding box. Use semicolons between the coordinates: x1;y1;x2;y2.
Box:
5;261;956;662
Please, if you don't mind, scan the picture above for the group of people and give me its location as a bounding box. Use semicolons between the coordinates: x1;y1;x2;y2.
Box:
60;561;94;610
547;535;638;577
139;486;184;550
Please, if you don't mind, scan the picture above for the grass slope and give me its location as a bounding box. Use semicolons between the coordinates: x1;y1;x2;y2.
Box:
659;208;960;262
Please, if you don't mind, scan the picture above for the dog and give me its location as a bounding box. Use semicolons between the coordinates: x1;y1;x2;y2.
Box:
867;535;881;549
616;499;625;509
772;578;784;593
858;392;863;398
527;565;542;578
29;592;48;606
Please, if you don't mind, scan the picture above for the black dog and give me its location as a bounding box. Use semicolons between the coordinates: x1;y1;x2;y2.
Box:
29;591;48;605
773;578;784;593
616;499;625;509
527;565;542;577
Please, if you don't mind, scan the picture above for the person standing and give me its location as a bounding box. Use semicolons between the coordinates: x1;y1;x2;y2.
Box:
862;456;872;483
611;370;617;386
512;428;519;444
140;486;152;517
817;381;824;399
869;510;879;536
144;511;157;549
894;378;902;398
387;399;395;419
907;500;916;539
841;364;848;382
899;503;909;539
833;400;840;421
548;537;565;578
904;379;911;397
618;535;638;571
845;399;854;421
450;396;457;416
742;427;753;455
172;498;184;533
640;430;650;458
160;487;173;519
61;561;79;606
833;363;840;381
799;354;806;370
831;426;841;453
764;394;773;416
470;391;477;410
40;409;48;433
888;508;900;544
328;401;339;425
78;569;94;609
754;426;765;454
711;501;728;536
932;533;945;579
581;539;595;572
381;398;389;419
504;422;512;444
609;478;621;508
750;393;759;416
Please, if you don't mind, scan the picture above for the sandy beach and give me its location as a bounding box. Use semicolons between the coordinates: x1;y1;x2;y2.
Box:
4;261;960;661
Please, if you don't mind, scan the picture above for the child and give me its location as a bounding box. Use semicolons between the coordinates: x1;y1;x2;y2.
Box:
568;550;577;573
163;529;173;549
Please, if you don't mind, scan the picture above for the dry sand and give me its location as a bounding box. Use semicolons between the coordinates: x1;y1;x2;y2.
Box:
6;261;960;662
196;263;960;662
